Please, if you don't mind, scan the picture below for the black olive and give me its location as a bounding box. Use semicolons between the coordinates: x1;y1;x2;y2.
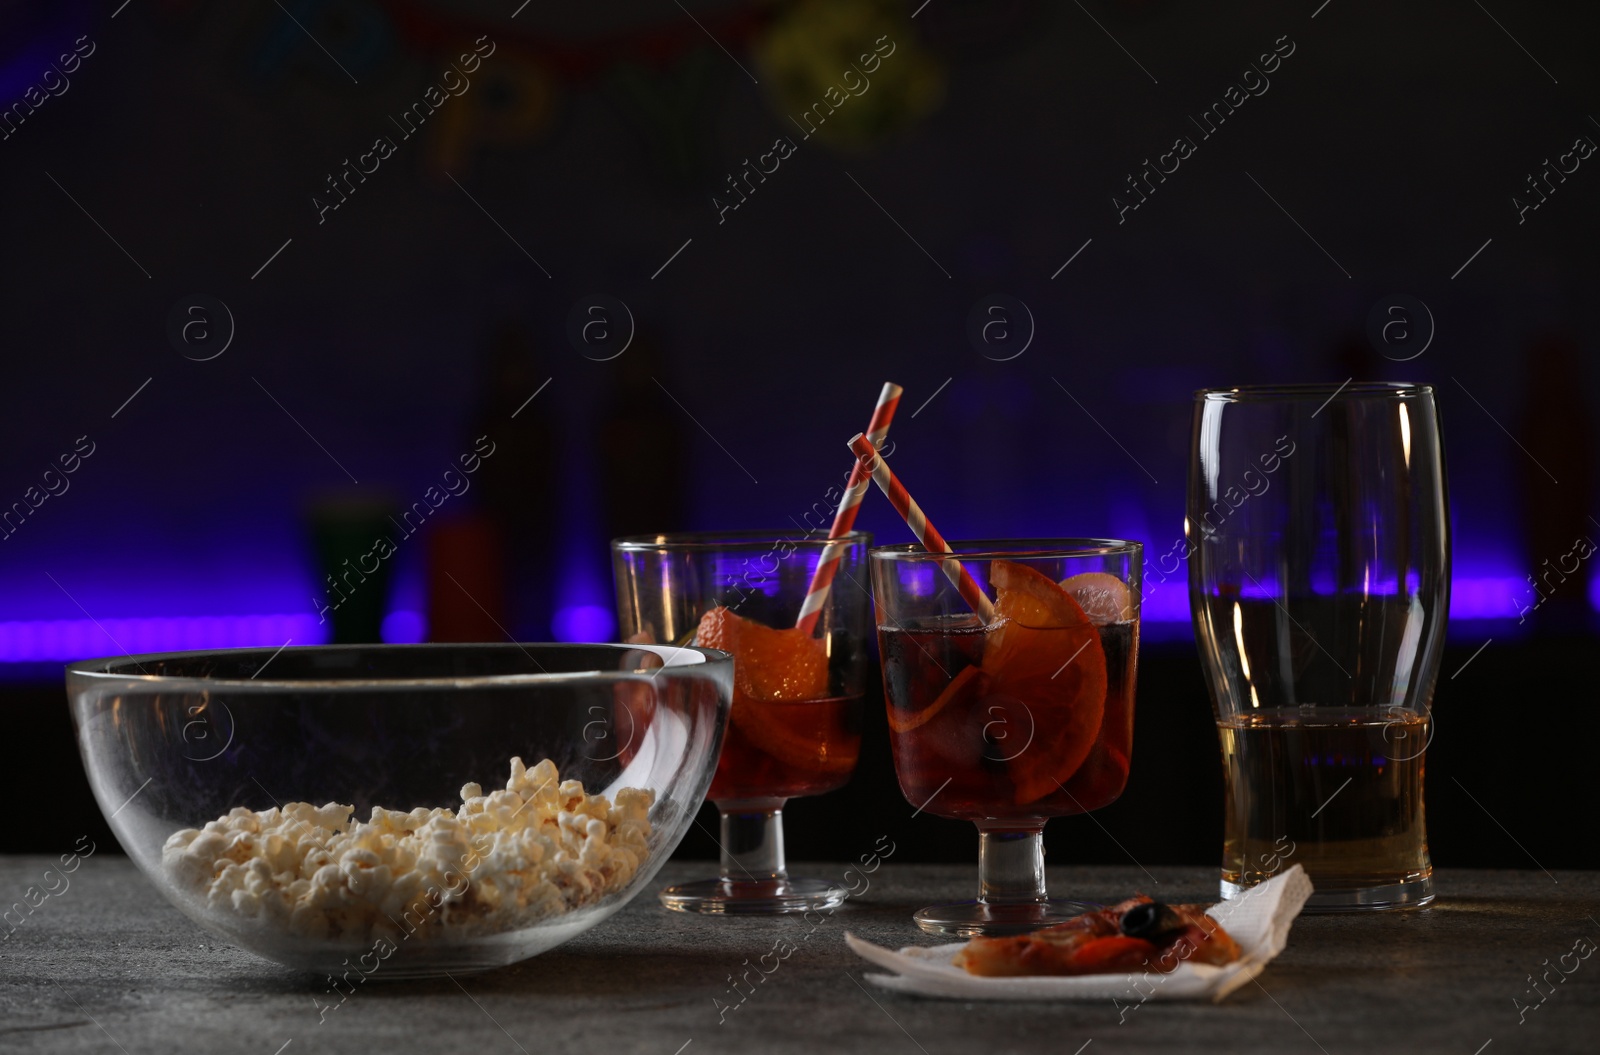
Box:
1120;901;1184;939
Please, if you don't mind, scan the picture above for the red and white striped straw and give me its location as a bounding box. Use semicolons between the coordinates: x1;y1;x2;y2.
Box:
795;382;903;634
847;433;997;623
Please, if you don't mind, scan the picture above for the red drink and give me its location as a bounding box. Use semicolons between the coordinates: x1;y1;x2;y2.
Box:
708;694;861;802
694;605;861;804
880;613;1136;824
613;529;873;915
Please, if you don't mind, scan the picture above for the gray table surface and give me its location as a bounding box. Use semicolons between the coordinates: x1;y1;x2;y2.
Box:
2;856;1596;1054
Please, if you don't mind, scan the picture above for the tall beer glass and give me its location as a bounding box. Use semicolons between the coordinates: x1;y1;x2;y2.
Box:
1188;383;1448;911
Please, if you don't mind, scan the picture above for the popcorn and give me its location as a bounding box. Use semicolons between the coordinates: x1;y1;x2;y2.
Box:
163;758;654;944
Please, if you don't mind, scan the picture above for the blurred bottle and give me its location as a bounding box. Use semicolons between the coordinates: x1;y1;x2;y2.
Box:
443;322;557;640
1515;332;1595;634
308;494;396;644
426;513;507;641
599;328;688;539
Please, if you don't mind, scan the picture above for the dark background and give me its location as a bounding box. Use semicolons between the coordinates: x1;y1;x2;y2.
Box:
1;0;1596;871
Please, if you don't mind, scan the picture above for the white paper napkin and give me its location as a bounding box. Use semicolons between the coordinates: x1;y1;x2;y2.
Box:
846;865;1312;1003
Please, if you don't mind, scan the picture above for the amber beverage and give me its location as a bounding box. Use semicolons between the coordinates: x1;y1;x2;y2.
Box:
1218;709;1429;894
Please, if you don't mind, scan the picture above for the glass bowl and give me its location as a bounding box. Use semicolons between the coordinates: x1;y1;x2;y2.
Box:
66;643;731;977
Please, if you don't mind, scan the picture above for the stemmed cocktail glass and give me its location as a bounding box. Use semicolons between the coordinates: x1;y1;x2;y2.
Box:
613;531;872;913
870;539;1142;937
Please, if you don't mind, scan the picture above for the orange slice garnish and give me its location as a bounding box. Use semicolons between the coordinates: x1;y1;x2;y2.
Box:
695;606;828;702
984;560;1108;805
1058;572;1133;625
695;607;840;771
887;664;986;734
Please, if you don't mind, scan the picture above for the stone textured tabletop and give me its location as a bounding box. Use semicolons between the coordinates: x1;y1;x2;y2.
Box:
2;856;1596;1054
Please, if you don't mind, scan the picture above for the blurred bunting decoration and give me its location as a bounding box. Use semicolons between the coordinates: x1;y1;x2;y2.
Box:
756;0;942;151
608;50;721;187
83;1;946;182
429;48;557;175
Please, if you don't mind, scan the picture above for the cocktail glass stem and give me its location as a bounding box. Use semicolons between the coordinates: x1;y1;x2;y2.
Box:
910;825;1085;936
719;803;787;881
659;800;841;912
977;827;1048;903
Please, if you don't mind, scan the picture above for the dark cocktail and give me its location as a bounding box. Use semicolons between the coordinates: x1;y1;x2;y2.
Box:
881;610;1136;821
871;543;1142;936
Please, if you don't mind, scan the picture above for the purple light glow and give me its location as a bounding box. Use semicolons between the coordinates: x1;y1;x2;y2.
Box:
0;614;329;663
552;605;616;642
380;609;427;643
1140;586;1191;623
0;577;1572;663
1148;576;1539;623
1450;577;1527;620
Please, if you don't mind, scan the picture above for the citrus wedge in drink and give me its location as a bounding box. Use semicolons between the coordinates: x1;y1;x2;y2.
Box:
985;560;1108;805
1058;572;1133;625
695;606;851;773
887;663;984;734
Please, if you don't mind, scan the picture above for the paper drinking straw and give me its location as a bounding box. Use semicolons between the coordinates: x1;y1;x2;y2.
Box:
794;382;903;635
847;433;997;623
